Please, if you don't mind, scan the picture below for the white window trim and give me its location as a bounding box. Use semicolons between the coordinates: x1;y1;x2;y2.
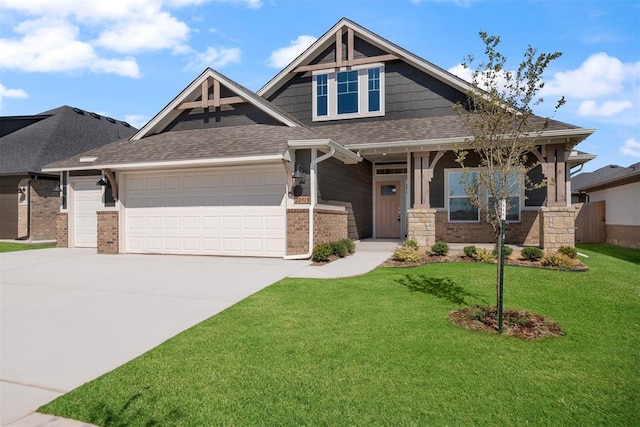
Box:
312;63;385;122
445;168;525;223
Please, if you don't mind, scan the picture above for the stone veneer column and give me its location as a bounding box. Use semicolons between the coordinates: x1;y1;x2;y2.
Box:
407;208;436;248
97;211;119;254
56;212;68;248
540;206;575;251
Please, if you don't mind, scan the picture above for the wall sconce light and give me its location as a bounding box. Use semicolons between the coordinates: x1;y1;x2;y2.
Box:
292;165;306;185
96;173;108;186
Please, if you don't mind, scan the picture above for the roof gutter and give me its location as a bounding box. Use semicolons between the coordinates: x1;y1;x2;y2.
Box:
288;139;362;164
346;128;597;152
42;154;286;173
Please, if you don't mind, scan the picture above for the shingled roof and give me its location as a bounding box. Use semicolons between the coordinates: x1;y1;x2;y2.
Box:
572;162;640;192
0;106;137;175
44;124;320;170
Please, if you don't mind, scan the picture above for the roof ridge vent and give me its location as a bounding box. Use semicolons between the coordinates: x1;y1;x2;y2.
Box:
72;108;84;115
106;117;116;124
121;121;131;127
90;112;101;119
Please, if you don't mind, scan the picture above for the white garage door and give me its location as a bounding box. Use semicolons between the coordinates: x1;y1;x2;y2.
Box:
72;179;103;248
124;166;287;257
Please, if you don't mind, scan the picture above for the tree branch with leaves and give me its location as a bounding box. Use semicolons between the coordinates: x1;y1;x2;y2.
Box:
453;32;566;237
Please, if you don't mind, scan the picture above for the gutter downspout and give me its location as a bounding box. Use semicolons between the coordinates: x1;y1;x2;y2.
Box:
16;179;31;240
284;147;335;260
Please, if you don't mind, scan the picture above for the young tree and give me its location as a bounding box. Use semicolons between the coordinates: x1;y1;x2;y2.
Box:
453;32;566;333
453;32;566;236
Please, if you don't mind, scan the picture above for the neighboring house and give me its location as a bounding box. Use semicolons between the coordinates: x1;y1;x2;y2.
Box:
0;106;137;240
572;162;640;248
43;18;595;258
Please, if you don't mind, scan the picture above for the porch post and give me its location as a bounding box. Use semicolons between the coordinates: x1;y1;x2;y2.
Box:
407;152;438;248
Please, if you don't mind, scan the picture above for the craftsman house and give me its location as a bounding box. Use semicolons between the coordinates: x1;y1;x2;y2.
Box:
0;106;136;241
43;18;594;257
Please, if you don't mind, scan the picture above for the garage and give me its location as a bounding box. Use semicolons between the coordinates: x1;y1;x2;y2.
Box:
70;178;104;248
123;165;287;257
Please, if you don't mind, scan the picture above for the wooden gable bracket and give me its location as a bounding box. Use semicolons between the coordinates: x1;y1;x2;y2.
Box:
177;77;247;110
294;26;400;73
104;169;118;200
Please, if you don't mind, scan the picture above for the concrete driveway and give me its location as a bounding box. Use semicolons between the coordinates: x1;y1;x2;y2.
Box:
0;248;309;425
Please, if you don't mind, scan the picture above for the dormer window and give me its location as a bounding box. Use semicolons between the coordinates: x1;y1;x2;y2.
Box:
313;64;385;121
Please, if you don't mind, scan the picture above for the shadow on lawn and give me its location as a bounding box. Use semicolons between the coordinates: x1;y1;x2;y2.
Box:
397;275;489;306
577;243;640;265
77;387;186;427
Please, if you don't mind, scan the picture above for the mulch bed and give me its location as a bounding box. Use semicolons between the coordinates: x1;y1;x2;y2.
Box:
449;306;565;340
381;252;588;271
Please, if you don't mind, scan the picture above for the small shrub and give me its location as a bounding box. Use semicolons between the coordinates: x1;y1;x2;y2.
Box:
312;243;333;262
393;246;420;262
402;238;419;250
521;246;544;261
430;241;449;256
333;239;355;258
463;246;477;258
558;245;578;259
474;248;496;262
542;252;575;269
492;245;513;258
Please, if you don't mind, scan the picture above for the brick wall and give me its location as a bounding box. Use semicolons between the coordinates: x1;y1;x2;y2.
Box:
540;206;575;251
56;212;68;247
16;178;60;241
97;211;119;254
30;179;61;240
286;208;348;256
434;210;541;245
605;224;640;249
407;208;436;248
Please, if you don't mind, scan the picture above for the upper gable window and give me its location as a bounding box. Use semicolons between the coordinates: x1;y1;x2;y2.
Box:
313;64;385;121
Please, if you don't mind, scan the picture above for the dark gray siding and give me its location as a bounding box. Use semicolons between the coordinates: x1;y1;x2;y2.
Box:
319;157;373;239
162;104;282;132
294;150;372;239
0;175;24;238
267;36;467;126
525;164;546;206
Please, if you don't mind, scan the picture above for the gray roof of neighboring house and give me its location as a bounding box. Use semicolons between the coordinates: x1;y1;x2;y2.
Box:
0;106;137;175
572;162;640;192
44;124;320;170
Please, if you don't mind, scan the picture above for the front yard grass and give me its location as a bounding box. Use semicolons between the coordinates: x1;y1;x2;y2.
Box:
40;244;640;426
0;242;55;252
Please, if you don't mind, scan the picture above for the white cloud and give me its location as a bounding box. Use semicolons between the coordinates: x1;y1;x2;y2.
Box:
94;12;190;54
0;83;28;108
544;52;640;99
577;100;633;117
448;63;472;82
186;46;241;70
268;35;317;68
124;114;151;129
0;18;141;77
620;138;640;159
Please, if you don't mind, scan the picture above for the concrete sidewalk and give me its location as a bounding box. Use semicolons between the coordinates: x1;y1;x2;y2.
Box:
290;239;399;278
2;240;398;427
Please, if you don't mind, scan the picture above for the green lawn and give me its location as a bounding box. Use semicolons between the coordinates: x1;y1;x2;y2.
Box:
40;244;640;426
0;242;55;252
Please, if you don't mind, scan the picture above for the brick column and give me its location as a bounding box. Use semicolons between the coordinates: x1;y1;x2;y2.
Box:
287;208;310;255
407;208;436;248
97;211;119;254
56;212;68;248
540;206;575;251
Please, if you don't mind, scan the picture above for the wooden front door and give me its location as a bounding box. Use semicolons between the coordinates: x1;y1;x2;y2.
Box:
376;181;401;238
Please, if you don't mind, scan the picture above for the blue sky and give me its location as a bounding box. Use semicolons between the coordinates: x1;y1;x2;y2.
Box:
0;0;638;172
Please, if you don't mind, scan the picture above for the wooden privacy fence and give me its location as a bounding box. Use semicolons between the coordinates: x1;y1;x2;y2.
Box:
574;201;606;244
